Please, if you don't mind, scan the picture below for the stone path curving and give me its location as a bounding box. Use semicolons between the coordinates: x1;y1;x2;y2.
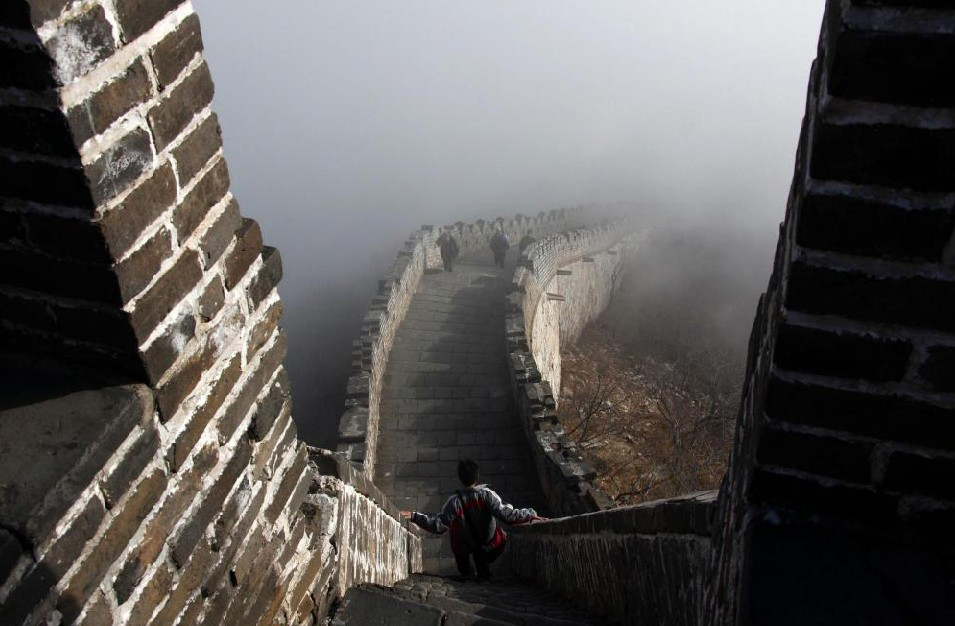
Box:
374;249;547;574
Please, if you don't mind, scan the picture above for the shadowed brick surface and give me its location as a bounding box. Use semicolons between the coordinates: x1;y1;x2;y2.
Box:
375;249;546;574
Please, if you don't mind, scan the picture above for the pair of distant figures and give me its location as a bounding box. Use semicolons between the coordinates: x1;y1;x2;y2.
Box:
434;229;537;272
400;459;547;581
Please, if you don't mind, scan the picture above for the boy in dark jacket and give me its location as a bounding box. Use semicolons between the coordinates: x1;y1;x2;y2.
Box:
401;460;545;580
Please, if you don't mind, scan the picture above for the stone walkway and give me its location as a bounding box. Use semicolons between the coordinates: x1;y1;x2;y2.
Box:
375;249;547;574
334;573;603;625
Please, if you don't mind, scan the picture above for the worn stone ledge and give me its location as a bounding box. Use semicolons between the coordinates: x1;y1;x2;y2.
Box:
308;447;411;530
512;491;717;538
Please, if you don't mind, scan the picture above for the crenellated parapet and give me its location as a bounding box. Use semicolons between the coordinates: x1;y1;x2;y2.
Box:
505;221;641;515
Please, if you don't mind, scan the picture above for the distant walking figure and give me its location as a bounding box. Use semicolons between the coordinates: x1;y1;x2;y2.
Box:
490;228;510;268
401;460;545;580
436;230;459;272
518;229;536;254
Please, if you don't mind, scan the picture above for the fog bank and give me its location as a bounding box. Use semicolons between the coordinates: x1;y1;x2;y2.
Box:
193;0;824;445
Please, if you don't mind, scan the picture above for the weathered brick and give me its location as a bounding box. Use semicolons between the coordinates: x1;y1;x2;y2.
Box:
113;443;217;604
247;300;282;360
75;590;113;626
142;312;197;383
147;61;214;150
0;104;75;156
115;0;184;42
198;275;225;322
168;353;240;472
0;559;57;626
173;157;229;241
247;246;283;309
201;485;266;595
157;338;216;420
252;403;293;481
176;595;204;626
811;122;955;193
765;375;955;449
223;218;262;290
756;426;873;485
797;192;955;263
211;479;250;551
249;369;290;441
153;540;215;625
786;261;955;333
39;495;105;581
173;112;221;184
115;226;173;302
46;5;115;84
0;155;94;209
0;528;22;585
750;466;897;521
171;439;251;568
829;29;955;108
217;331;287;444
124;561;173;626
151;12;203;89
76;591;114;626
67;58;152;145
265;446;307;523
52;303;138;349
130;249;202;341
57;470;167;623
198;198;240;268
85;127;154;206
883;452;955;500
20;212;109;263
0;291;53;334
229;528;266;587
97;161;177;260
100;427;159;508
774;323;912;383
0;247;121;304
918;346;955;393
0;39;56;91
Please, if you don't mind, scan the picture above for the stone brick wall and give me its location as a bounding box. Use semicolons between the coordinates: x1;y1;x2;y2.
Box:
335;208;595;478
706;1;955;623
506;223;636;515
0;2;419;624
507;491;715;625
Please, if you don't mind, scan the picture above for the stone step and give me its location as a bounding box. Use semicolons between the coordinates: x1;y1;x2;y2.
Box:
333;576;601;626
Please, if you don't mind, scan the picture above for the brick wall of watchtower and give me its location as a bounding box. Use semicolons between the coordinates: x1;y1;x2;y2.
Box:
0;3;421;624
709;2;955;623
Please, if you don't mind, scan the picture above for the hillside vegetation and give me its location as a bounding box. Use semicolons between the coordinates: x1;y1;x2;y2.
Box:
558;223;769;505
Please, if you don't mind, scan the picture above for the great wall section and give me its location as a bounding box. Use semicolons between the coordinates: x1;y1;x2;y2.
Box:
1;1;953;625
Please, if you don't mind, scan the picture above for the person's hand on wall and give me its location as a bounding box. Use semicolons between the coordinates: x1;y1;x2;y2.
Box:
400;510;413;520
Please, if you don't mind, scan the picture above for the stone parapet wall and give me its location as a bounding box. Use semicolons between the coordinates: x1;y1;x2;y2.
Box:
506;223;636;515
507;491;715;625
335;208;597;478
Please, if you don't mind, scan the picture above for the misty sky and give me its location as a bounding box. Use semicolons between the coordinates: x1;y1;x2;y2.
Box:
192;1;825;444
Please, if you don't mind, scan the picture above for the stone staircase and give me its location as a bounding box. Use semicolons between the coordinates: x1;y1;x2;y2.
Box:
332;574;603;625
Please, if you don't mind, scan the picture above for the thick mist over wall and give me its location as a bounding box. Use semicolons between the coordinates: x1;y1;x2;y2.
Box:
192;0;824;445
